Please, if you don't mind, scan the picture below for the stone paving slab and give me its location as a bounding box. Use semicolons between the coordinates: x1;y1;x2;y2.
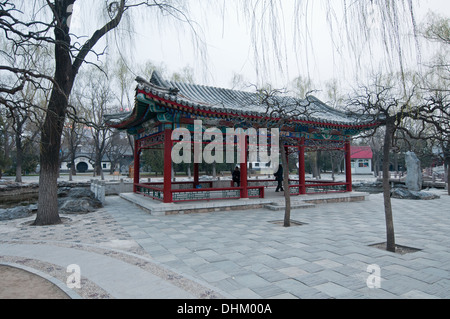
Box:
1;188;450;299
107;189;450;299
0;212;231;299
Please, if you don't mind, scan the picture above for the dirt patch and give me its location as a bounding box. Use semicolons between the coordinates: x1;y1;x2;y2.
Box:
0;265;71;299
268;220;308;226
369;242;422;255
19;217;72;227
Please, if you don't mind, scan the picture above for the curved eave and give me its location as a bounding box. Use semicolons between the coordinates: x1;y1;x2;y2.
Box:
137;89;379;132
106;102;156;131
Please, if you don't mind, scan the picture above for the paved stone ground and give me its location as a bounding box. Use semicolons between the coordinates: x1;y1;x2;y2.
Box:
107;190;450;299
1;189;449;299
0;210;228;299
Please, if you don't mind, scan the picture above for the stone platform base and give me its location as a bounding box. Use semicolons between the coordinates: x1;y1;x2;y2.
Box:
119;191;369;216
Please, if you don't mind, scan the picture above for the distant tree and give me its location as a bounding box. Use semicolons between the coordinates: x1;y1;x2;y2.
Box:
62;114;84;180
291;76;316;99
171;66;195;83
0;113;11;179
421;13;450;194
105;130;130;174
363;129;385;177
78;67;118;180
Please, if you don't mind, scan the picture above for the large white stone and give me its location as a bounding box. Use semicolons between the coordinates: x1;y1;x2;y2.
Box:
405;151;422;191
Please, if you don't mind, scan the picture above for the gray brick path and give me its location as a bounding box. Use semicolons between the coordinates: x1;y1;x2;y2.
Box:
105;190;450;299
1;188;449;299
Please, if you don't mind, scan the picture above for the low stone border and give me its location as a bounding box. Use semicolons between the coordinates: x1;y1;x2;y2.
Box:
0;257;111;299
0;240;226;299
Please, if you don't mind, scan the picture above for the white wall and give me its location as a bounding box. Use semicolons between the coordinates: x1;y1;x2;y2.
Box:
351;159;372;175
60;156;112;172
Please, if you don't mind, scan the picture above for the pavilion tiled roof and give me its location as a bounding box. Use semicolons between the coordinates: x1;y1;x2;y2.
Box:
106;72;377;130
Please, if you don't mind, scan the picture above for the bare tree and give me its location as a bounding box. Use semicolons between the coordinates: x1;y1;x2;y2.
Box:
347;71;450;252
105;130;130;174
77;67;117;180
0;110;11;178
1;0;204;225
235;86;315;227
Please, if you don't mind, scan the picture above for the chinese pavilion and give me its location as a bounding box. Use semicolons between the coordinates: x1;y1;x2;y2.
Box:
105;72;377;203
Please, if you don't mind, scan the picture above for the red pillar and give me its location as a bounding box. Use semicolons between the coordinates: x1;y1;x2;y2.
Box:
163;128;173;203
299;137;306;195
193;163;199;188
240;136;248;198
133;139;140;193
345;140;353;192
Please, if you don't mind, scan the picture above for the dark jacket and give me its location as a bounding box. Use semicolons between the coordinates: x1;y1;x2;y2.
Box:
274;165;284;181
232;169;240;182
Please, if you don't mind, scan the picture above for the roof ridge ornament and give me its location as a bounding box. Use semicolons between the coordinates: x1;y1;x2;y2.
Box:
136;73;179;96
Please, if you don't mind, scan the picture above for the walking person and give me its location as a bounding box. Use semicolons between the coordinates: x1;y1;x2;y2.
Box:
274;164;284;192
232;166;241;187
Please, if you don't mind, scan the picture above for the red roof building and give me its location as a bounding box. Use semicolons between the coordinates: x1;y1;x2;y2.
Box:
351;146;373;174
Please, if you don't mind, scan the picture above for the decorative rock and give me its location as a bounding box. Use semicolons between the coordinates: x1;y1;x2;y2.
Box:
405;151;422;191
67;187;96;199
59;198;97;214
57;188;102;214
0;206;33;221
0;187;103;220
391;187;440;200
352;181;383;193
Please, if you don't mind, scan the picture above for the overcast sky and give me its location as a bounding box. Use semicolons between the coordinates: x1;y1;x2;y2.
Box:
72;0;450;99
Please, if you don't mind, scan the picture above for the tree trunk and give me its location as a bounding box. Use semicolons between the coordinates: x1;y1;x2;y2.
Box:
35;162;61;225
15;130;23;183
447;166;449;196
34;14;74;225
374;155;380;177
34;76;73;225
70;153;77;176
383;122;396;252
70;158;76;179
281;144;291;227
446;160;450;196
34;95;67;225
312;152;319;179
69;164;73;181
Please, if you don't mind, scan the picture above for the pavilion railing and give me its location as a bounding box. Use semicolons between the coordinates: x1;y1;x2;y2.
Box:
303;180;348;194
135;183;164;201
293;182;347;194
244;179;348;194
135;178;347;202
137;180;214;190
171;186;264;202
135;182;264;203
